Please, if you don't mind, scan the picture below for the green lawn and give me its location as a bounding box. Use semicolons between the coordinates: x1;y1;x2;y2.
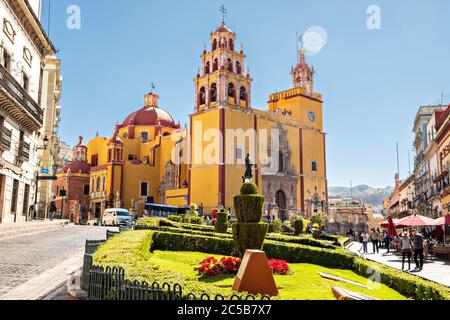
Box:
93;231;406;300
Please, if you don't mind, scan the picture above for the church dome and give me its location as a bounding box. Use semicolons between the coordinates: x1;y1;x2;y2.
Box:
120;107;177;129
62;162;91;174
119;92;178;129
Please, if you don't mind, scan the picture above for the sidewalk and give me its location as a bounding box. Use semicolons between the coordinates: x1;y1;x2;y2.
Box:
0;220;70;241
346;242;450;287
0;254;82;300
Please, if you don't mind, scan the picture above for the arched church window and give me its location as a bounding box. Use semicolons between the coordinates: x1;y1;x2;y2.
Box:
204;61;210;75
212;39;217;51
236;61;241;74
239;86;247;101
228;83;235;98
210;84;217;102
227;58;233;72
229;39;234;51
213;59;218;72
199;87;206;105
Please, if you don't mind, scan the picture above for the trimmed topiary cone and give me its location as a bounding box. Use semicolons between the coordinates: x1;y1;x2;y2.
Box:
233;194;264;223
232;223;268;257
240;182;258;195
215;210;229;233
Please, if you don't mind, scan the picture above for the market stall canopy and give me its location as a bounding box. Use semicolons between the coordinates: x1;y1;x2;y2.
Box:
380;219;400;228
396;214;438;228
435;215;450;226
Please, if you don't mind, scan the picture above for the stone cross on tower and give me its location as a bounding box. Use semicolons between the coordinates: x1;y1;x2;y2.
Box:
219;5;227;23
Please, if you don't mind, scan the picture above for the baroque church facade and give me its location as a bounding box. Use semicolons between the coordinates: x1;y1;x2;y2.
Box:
60;22;328;221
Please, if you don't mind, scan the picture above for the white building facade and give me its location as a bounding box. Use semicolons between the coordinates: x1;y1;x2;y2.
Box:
0;0;61;223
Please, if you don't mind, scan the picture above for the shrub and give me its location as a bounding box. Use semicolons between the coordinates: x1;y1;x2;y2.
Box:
187;203;199;217
215;210;228;233
151;232;234;256
240;182;258;195
232;222;268;257
233;194;265;222
268;219;283;234
292;218;304;236
182;216;205;225
159;219;180;228
168;215;183;223
263;241;355;269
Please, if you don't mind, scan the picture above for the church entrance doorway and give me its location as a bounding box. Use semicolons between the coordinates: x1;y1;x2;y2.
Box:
275;190;287;210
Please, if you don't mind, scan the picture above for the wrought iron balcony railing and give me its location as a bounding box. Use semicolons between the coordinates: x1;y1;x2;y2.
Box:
0;63;43;128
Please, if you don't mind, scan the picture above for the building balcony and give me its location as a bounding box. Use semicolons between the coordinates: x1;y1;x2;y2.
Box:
0;64;43;132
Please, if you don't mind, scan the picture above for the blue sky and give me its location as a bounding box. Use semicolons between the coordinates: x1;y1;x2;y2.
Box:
41;0;450;188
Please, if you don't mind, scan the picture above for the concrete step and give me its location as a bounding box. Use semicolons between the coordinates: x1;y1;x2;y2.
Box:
0;220;70;240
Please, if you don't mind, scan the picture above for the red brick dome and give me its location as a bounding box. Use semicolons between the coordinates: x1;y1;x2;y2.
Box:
62;162;91;174
120;106;177;129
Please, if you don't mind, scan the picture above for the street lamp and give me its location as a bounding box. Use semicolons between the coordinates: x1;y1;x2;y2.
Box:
32;135;51;220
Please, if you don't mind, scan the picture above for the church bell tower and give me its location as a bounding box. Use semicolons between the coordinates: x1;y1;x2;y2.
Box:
194;22;253;112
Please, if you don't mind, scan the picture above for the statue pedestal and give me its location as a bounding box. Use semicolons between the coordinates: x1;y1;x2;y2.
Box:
232;250;279;297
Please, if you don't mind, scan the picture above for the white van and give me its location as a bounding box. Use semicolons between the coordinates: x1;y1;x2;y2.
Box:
102;209;132;226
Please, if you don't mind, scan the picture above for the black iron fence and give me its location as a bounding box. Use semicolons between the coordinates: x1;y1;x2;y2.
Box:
88;264;271;301
82;236;271;301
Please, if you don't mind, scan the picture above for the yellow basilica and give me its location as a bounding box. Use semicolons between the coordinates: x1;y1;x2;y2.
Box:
83;22;328;220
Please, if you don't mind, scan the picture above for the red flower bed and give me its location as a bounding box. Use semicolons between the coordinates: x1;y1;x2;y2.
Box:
268;259;290;275
197;256;290;276
197;256;241;277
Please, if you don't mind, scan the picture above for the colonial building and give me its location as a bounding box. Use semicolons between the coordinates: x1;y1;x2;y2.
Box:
86;93;187;219
326;198;368;235
53;137;91;223
0;0;61;223
78;22;328;220
434;105;450;215
413;105;446;218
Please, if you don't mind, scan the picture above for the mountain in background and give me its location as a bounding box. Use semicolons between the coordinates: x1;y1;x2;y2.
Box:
328;185;394;206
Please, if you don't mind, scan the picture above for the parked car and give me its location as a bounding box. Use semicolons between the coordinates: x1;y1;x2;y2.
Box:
102;209;132;226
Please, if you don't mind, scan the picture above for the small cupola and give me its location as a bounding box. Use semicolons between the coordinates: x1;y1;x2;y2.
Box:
144;92;159;109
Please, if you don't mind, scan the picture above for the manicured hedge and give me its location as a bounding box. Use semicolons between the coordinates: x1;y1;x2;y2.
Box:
265;234;337;250
150;232;235;256
263;241;355;269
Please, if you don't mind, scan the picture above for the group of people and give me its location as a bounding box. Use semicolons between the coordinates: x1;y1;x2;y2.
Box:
358;228;425;272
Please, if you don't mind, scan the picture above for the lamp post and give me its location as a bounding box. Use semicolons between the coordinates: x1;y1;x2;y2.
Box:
32;135;50;220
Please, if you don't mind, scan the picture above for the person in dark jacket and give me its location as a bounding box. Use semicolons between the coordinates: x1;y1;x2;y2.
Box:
411;230;424;271
49;197;57;221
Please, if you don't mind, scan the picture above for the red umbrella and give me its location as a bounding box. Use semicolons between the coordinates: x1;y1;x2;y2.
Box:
435;215;450;226
380;219;400;228
387;216;398;237
396;214;438;228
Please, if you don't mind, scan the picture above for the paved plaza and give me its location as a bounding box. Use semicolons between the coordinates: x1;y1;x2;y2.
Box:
346;242;450;287
0;225;112;300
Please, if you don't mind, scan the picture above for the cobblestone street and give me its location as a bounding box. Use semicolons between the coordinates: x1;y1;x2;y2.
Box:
0;225;110;299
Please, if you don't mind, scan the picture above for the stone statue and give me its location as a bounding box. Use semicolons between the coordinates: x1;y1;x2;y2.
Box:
242;154;253;183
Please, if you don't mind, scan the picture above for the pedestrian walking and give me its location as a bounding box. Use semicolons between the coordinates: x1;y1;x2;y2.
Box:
362;232;369;254
370;228;379;253
400;232;413;271
384;232;391;253
49;197;57;221
411;230;424;271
